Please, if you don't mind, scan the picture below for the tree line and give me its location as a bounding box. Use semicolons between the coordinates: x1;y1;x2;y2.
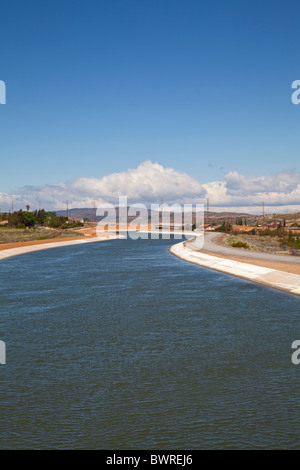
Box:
0;207;84;229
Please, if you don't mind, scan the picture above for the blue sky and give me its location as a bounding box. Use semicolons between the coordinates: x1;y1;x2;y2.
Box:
1;0;300;212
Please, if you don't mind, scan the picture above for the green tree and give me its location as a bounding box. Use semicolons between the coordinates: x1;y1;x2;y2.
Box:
33;209;47;225
8;210;23;226
48;216;67;228
22;211;35;227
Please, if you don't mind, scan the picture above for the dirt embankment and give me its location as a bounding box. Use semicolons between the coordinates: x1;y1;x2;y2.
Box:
215;233;288;253
0;223;151;252
0;224;99;251
201;233;300;275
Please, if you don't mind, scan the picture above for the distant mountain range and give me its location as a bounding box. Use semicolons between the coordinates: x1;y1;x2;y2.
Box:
56;207;255;222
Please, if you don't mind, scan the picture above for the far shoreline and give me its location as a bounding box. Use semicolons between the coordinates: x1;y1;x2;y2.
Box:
0;233;122;261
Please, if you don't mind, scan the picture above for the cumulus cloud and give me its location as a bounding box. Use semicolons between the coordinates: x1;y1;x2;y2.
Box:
224;170;300;196
1;162;300;214
1;161;205;211
204;170;300;210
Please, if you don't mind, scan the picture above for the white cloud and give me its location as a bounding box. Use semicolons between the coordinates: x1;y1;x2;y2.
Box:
1;161;205;211
1;162;300;214
224;170;300;196
204;170;300;211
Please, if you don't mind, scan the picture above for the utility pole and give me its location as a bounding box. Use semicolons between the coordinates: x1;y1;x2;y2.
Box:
160;199;163;230
206;198;209;226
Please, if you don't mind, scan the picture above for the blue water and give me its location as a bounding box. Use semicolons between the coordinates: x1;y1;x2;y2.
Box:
0;237;300;449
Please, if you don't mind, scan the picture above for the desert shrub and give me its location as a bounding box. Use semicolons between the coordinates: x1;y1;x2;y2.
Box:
231;240;249;249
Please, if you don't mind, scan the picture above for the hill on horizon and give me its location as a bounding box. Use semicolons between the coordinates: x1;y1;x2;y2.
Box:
56;206;256;222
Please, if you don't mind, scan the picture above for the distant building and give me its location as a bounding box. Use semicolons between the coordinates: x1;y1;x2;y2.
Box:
68;217;85;223
156;223;182;231
268;222;280;229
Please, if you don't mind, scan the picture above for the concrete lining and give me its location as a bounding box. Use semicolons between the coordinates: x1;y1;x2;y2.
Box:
0;235;121;260
170;241;300;297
